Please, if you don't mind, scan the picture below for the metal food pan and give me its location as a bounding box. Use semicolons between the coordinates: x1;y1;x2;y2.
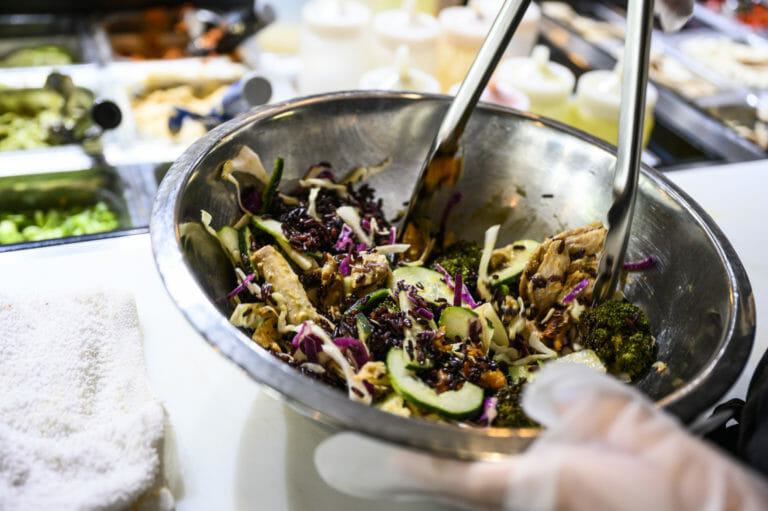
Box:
0;14;98;66
0;65;124;155
0;166;140;252
96;8;191;62
104;59;245;150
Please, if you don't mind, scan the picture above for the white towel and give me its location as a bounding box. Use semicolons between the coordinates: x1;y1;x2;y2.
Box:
0;291;171;510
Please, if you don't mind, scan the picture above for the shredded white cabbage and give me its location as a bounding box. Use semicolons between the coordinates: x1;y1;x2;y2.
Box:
229;303;270;330
222;145;269;184
341;157;392;185
300;178;348;196
477;225;500;301
336;206;372;247
374;243;410;255
306;322;372;404
306;187;321;220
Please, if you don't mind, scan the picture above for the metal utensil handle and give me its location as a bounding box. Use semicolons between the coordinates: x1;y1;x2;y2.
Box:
592;0;655;304
399;0;532;234
433;0;532;156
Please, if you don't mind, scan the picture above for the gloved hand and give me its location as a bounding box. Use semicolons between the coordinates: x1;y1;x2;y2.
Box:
315;364;768;511
655;0;695;31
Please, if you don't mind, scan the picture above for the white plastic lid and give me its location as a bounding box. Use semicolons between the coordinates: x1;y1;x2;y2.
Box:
438;6;494;49
576;68;658;119
359;45;440;93
470;0;541;25
359;67;440;92
496;46;575;104
301;0;372;38
373;8;439;50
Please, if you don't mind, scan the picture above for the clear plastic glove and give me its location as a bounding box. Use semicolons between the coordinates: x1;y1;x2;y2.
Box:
655;0;695;32
315;364;768;511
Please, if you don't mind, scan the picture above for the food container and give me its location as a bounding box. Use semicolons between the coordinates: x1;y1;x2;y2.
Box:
107;59;247;153
436;2;540;92
297;0;372;95
369;4;440;75
0;65;120;154
570;66;658;148
0;166;137;252
151;91;754;459
495;45;575;122
0;14;97;68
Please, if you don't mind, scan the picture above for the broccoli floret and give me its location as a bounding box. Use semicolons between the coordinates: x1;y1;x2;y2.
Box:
579;300;655;381
431;240;482;283
494;381;539;428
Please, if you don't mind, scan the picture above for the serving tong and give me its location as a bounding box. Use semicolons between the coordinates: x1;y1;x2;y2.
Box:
401;0;657;305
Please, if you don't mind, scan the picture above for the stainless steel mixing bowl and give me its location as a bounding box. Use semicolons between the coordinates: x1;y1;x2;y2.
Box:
151;92;755;459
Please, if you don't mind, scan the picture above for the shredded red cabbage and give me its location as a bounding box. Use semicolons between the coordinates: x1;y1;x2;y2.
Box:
361;218;371;233
226;272;257;299
478;396;498;426
562;278;590;304
335;224;353;251
435;263;454;289
415;307;434;320
339;254;351;276
388;226;396;245
240;185;263;213
292;323;324;363
356;242;368;252
453;272;463;307
332;337;369;368
435;264;478;308
623;256;656;271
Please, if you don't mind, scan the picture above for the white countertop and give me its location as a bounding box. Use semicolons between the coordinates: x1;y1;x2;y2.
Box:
0;159;765;510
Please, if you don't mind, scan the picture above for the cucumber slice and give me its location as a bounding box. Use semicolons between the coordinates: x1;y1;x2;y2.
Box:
261;157;283;213
490;239;540;289
405;357;435;371
391;266;453;303
239;225;256;273
346;288;391;314
251;215;315;271
387;348;483;419
355;312;372;343
439;306;478;342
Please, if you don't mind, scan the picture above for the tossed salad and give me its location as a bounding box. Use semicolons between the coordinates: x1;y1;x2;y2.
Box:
203;148;656;427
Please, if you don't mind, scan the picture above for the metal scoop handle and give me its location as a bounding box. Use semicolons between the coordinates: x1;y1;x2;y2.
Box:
592;0;656;304
399;0;532;232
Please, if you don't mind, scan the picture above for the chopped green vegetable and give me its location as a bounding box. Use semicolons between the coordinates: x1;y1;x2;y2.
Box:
430;239;481;282
261;157;283;213
494;380;539;428
0;201;119;244
579;300;655;381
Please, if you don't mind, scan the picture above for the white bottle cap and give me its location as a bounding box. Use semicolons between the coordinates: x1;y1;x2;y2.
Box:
575;65;658;120
496;46;575;105
373;6;440;51
438;6;493;49
359;45;441;92
301;0;372;38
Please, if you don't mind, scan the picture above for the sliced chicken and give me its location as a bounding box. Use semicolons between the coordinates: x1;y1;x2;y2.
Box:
345;252;391;296
519;222;606;316
251;245;321;325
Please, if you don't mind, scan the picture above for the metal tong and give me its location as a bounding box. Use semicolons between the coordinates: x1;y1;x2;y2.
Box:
398;0;532;235
591;0;656;304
